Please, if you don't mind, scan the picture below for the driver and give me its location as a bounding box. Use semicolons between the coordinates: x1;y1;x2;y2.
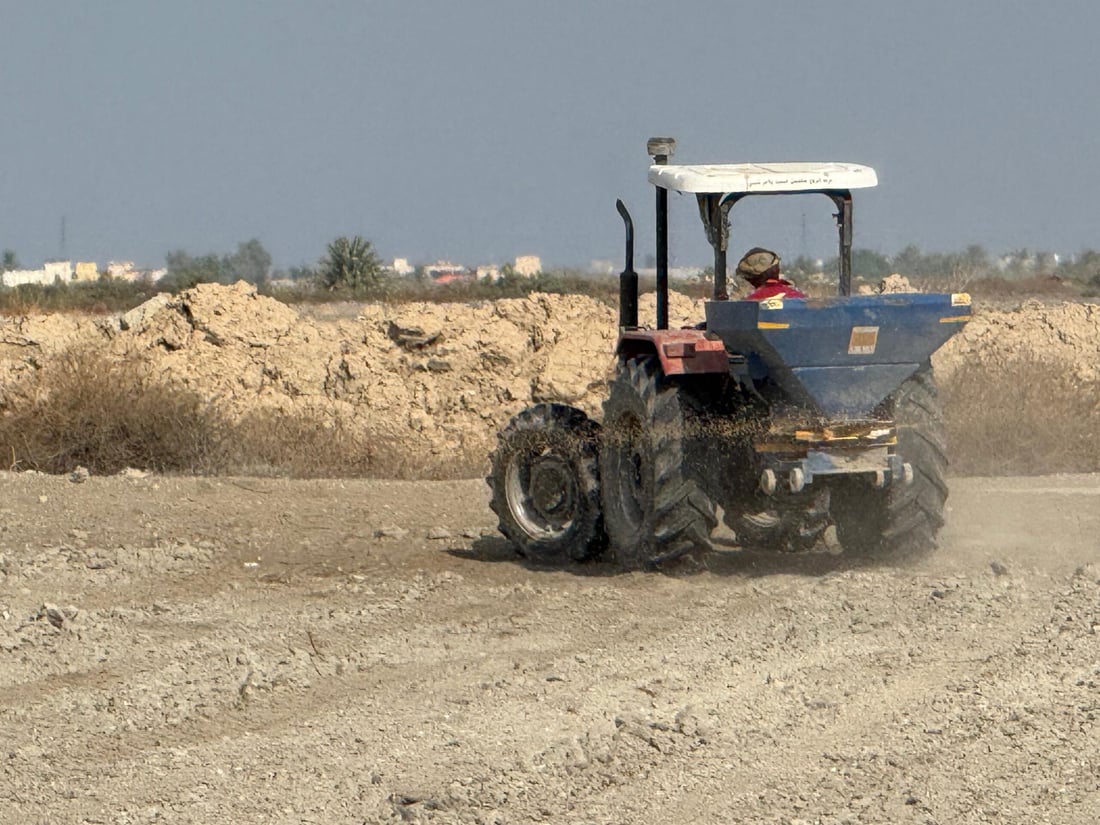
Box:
736;247;806;300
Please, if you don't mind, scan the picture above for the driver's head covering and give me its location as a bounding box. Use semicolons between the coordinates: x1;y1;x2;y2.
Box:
736;248;781;281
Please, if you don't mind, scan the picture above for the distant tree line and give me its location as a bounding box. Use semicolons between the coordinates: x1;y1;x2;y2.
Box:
153;238;1100;296
783;244;1100;288
162;239;274;290
160;235;387;294
5;236;1100;303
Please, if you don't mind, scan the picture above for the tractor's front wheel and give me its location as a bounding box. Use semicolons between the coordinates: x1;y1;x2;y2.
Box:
600;357;716;570
830;368;948;559
489;403;606;564
735;488;832;553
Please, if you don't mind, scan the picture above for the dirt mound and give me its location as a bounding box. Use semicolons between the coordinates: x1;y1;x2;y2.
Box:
3;283;624;462
935;299;1100;382
2;284;1098;472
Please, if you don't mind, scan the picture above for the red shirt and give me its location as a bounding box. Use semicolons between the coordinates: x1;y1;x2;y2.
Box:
746;278;806;301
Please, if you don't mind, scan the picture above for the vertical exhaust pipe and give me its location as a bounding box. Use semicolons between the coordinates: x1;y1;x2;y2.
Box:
647;137;675;330
616;199;638;328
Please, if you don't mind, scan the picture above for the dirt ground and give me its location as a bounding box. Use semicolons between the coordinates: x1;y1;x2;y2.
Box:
2;470;1098;824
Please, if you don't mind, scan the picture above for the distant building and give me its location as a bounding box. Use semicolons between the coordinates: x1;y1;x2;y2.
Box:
476;264;500;281
391;257;415;276
432;271;472;286
1;261;76;287
424;260;468;281
107;261;140;281
73;261;99;282
44;261;73;282
1;268;52;287
589;259;615;276
514;255;541;277
105;262;165;283
636;266;705;282
669;265;705;282
0;259;164;288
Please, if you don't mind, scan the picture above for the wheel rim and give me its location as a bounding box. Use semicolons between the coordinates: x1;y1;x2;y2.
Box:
505;450;578;538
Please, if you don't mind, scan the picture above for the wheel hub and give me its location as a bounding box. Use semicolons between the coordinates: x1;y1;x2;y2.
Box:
527;456;577;523
505;452;578;537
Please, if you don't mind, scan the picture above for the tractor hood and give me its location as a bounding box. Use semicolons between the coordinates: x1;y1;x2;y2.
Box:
705;293;971;418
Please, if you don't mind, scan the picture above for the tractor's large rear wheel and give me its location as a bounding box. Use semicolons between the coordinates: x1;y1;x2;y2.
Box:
830;368;948;559
600;357;716;570
489;403;606;564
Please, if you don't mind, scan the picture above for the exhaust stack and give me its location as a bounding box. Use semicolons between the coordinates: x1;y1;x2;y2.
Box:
616;199;638;328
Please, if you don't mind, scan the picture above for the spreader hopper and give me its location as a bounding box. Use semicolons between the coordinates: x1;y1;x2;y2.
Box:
705;293;971;418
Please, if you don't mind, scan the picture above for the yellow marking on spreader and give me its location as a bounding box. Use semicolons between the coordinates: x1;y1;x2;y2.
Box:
757;321;790;330
754;436;897;453
939;315;971;324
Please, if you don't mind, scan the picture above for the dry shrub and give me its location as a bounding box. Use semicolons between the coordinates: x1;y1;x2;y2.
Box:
0;344;487;479
227;412;486;480
941;355;1100;475
23;342;1099;482
0;280;161;317
943;274;1079;300
225;409;377;478
371;439;490;481
0;347;228;475
224;400;490;478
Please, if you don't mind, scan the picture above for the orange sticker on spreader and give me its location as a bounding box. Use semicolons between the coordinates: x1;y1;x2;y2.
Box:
848;326;879;355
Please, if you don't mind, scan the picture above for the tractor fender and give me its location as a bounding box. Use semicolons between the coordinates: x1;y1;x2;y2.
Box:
616;328;728;376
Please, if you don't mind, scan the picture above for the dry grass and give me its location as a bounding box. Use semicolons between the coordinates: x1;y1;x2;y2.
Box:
0;345;486;479
941;355;1100;476
226;410;486;479
0;347;230;475
0;280;161;317
942;274;1082;301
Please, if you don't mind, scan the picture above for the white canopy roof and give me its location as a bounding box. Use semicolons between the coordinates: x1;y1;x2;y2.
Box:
648;162;878;194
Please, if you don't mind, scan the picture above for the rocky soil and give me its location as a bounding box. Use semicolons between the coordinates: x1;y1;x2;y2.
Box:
1;471;1099;824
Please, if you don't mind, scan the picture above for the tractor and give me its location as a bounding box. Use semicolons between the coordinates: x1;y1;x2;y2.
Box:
488;138;971;569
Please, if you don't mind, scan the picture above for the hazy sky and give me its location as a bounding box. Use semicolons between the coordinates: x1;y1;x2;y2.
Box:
2;1;1098;270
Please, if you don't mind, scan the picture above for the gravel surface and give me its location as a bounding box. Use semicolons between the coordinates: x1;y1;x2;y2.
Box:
2;472;1098;824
